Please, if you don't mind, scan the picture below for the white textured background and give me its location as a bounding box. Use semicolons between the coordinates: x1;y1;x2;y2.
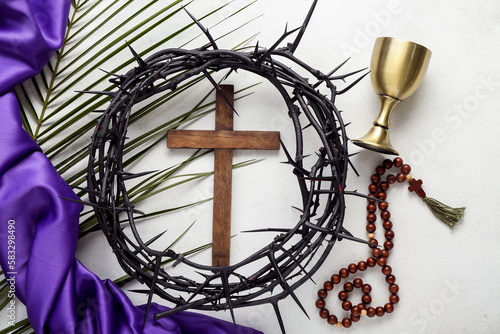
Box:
12;1;500;333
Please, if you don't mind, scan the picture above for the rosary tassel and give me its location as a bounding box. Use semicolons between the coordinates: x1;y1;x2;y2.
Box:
408;177;465;230
422;197;465;230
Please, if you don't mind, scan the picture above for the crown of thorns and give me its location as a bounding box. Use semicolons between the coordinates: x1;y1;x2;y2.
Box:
83;2;370;333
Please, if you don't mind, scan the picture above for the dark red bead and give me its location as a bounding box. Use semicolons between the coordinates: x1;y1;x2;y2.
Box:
342;300;352;311
396;172;406;183
375;166;386;175
331;274;341;284
389;284;399;294
383;159;393;169
377;256;387;267
383;220;393;229
386;174;396;184
393;157;403;167
380;210;391;220
367;203;377;212
366;307;376;317
378;201;389;210
384;241;394;250
366;223;376;233
372;248;382;258
357;261;367;271
381;249;390;258
379;181;390;191
339;268;349;278
368;238;378;248
353;278;363;288
342;317;352;328
386;275;396;284
382;265;392;275
361;294;372;304
348;263;358;273
367;193;377;203
327;314;338;325
367;213;377;223
344;282;354;292
320;308;330;319
357;303;366;310
384;303;394;313
368;183;378;193
324;281;334;291
316;299;326;308
377;191;387;200
390;294;400;304
351;314;361;322
401;164;411;174
376;306;385;317
367;257;376;267
370;174;381;183
318;289;328;299
385;230;395;240
338;291;348;301
351;305;361;317
362;284;372;293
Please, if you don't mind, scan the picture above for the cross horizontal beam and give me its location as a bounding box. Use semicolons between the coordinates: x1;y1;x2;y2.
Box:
167;130;280;150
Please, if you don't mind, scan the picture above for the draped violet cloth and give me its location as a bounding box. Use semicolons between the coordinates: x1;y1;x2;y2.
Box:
0;1;262;333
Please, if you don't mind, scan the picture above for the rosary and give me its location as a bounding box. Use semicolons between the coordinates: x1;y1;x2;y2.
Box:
315;157;465;328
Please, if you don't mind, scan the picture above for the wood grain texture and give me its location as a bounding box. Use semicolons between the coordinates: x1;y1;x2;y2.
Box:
167;130;280;150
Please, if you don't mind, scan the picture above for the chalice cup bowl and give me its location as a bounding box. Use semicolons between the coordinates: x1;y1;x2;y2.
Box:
352;37;432;155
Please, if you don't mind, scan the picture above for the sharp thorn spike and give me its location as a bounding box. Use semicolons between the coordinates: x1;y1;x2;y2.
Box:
142;257;162;329
125;41;147;68
255;26;302;66
76;90;115;97
203;70;239;116
220;271;236;325
337;71;370;95
272;302;287;334
288;0;318;54
182;6;218;50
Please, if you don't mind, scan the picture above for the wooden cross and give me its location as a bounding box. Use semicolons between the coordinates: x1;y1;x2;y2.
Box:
408;178;427;199
167;85;280;266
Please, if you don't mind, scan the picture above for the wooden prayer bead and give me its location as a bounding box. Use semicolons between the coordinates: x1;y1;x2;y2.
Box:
353;278;363;288
379;181;390;191
351;305;361;317
382;265;392;275
367;233;375;239
342;300;352;311
368;183;378;193
367;213;377;223
372;248;382;258
381;249;390;258
383;159;393;169
384;303;394;313
319;309;329;318
386;275;396;284
384;241;394;250
339;268;349;278
344;282;354;292
338;291;348;301
380;210;391;220
389;294;400;304
357;261;367;271
389;284;399;294
348;263;358;273
375;166;386;175
393;157;403;167
385;230;395;240
396;172;406;183
401;164;411;174
323;281;333;291
367;193;377;203
383;220;393;229
342;317;352;328
361;294;372;304
367;203;377;212
368;239;378;248
378;201;389;210
327;314;338;325
367;257;376;267
366;223;376;233
366;307;376;317
331;274;341;284
351;314;361;322
377;191;387;200
376;306;385;317
370;174;381;183
362;284;372;293
315;299;326;308
376;256;387;267
318;289;328;299
386;174;396;184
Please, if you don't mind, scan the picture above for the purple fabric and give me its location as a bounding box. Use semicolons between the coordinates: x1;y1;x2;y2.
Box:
0;1;262;333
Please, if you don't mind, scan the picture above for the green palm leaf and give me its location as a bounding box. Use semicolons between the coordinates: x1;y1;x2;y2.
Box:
3;0;261;331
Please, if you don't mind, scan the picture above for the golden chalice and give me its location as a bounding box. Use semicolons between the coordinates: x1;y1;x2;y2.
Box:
352;37;432;155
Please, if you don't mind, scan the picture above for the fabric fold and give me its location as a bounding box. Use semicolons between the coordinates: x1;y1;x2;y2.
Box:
0;0;262;333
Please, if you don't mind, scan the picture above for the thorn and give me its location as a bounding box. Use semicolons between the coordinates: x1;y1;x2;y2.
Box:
142;257;162;329
288;0;318;54
145;230;168;247
182;6;219;50
202;70;239;116
117;170;158;180
252;41;260;58
328;67;368;82
255;26;302;67
272;302;287;334
220;271;236;325
126;41;147;68
312;58;350;88
76;90;115;97
304;221;379;247
91;109;107;113
337;71;370;95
